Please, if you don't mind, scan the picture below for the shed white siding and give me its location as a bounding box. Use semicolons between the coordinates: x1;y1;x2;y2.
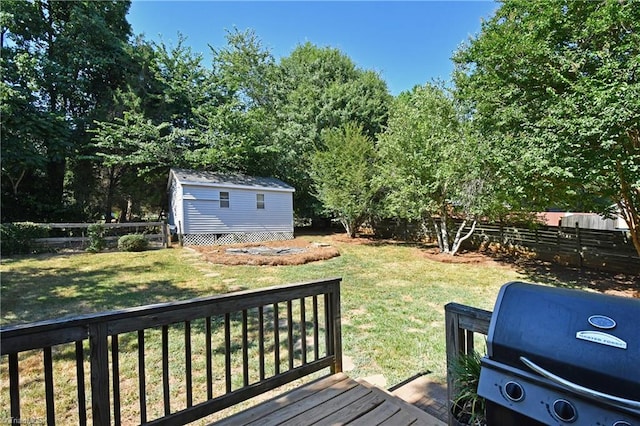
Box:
168;178;184;232
182;187;293;234
167;168;294;244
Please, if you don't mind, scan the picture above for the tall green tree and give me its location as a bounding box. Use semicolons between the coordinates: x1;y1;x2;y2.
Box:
89;34;210;220
454;0;640;255
1;0;132;220
377;84;492;255
90;110;191;220
273;43;391;218
310;122;377;237
189;29;280;177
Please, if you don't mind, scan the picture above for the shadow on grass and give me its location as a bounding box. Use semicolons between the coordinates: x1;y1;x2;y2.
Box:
488;253;639;296
0;260;205;325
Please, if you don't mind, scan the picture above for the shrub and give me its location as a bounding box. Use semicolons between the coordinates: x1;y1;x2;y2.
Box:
118;234;149;252
86;223;106;253
0;222;50;255
451;350;486;426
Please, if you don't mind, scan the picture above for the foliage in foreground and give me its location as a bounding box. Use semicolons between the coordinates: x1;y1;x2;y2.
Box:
118;234;149;252
311;122;377;237
376;84;495;255
0;222;49;255
86;223;106;253
454;0;640;255
451;351;486;426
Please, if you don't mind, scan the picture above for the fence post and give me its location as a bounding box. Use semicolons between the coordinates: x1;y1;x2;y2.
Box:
178;221;184;247
89;323;111;425
575;222;583;268
162;222;169;248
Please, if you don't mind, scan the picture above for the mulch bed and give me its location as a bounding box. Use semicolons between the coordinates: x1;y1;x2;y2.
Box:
189;237;340;266
188;233;639;297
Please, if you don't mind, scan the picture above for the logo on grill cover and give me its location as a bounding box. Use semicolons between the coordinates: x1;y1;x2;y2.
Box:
576;330;627;349
588;315;616;329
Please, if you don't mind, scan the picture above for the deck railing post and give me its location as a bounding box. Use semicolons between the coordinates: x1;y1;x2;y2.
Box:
445;302;493;426
445;304;461;426
330;281;343;373
89;323;111;425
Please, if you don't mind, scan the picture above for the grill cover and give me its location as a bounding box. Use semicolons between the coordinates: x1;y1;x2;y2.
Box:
487;282;640;402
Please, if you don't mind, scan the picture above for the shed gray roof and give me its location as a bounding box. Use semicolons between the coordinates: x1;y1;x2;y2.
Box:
170;168;295;192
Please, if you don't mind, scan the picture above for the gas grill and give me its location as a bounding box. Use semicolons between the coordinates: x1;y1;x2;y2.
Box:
478;282;640;425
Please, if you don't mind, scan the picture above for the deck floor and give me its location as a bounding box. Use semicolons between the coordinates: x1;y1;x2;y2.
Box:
210;373;446;426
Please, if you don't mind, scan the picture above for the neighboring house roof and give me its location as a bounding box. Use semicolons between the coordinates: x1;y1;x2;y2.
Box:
169;168;295;192
536;212;565;227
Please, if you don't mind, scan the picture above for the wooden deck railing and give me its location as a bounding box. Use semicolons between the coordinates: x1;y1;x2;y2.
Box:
444;302;492;426
1;278;342;425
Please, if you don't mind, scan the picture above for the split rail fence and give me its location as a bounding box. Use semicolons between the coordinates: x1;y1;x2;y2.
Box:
31;222;170;250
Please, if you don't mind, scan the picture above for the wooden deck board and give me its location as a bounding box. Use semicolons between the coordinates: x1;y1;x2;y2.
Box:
213;374;354;426
303;388;385;426
280;384;375;426
209;374;445;426
346;400;401;426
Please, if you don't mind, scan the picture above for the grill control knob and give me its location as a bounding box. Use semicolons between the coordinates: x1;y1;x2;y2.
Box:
553;399;577;423
504;381;524;402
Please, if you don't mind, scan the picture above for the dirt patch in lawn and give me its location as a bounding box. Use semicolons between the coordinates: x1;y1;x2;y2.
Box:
420;247;503;266
189;237;340;266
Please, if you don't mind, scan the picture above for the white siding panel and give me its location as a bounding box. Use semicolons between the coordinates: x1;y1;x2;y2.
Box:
182;186;293;234
168;179;184;231
183;200;226;233
183;185;222;200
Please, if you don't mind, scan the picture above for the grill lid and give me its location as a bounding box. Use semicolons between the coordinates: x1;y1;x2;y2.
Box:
486;282;640;401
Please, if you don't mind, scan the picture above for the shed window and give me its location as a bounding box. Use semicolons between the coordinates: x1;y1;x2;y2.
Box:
256;194;265;209
220;191;230;208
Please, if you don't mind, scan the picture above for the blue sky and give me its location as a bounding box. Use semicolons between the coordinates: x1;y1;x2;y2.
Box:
127;1;498;95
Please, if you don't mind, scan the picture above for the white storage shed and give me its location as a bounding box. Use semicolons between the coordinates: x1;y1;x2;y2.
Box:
168;168;295;245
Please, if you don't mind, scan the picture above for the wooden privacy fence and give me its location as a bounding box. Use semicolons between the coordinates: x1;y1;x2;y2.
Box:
0;278;342;425
469;222;639;274
444;303;492;426
31;222;170;250
372;218;639;274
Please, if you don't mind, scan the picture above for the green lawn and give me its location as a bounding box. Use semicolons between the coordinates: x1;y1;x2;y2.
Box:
1;234;523;383
2;232;630;423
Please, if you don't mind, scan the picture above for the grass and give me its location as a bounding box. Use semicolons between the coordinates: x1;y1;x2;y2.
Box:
4;231;614;423
1;234;520;377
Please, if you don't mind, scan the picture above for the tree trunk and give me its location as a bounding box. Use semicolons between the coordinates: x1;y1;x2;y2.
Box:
432;218;444;252
615;152;640;257
340;218;352;238
617;199;640;258
439;204;451;254
104;166;118;223
125;196;134;222
46;159;66;209
450;219;478;255
6;169;26;197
